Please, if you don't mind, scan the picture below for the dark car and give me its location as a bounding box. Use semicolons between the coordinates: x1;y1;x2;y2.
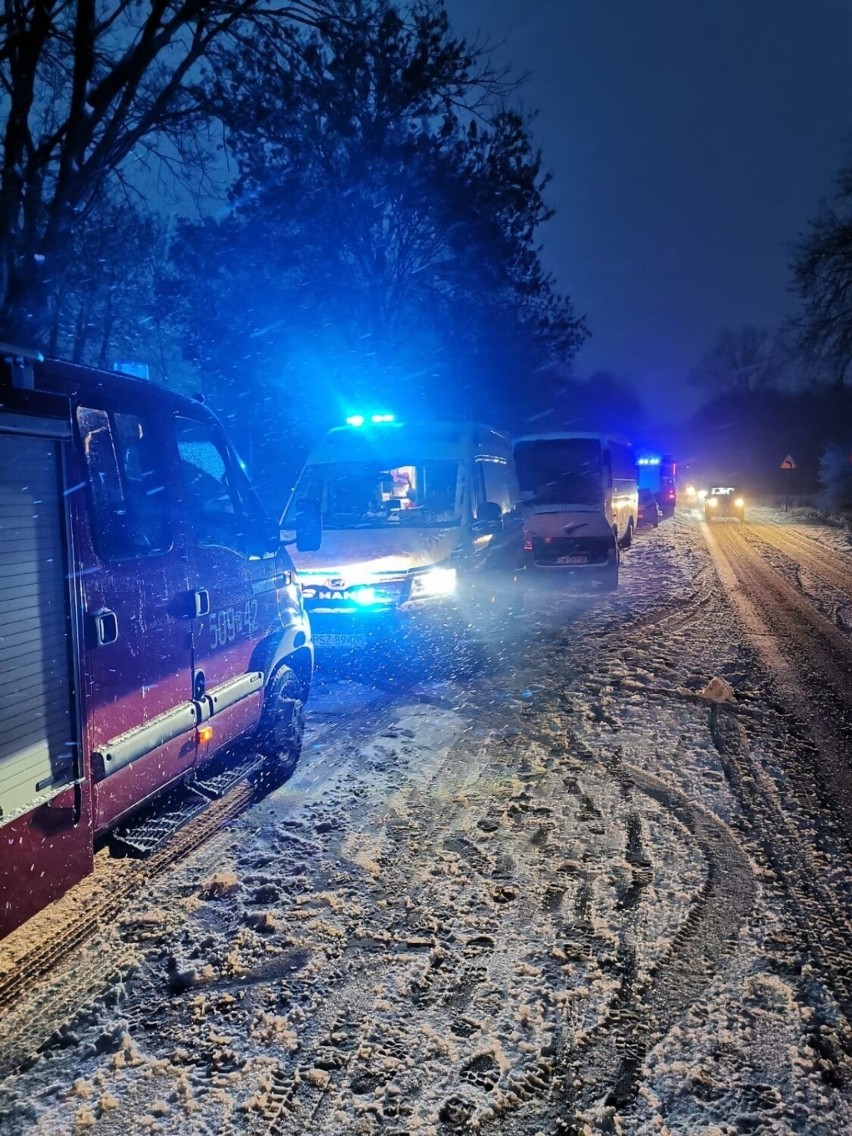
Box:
637;488;660;528
704;486;745;521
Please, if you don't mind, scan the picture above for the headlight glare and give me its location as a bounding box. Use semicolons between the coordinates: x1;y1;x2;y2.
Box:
707;498;718;508
734;497;744;508
411;567;457;598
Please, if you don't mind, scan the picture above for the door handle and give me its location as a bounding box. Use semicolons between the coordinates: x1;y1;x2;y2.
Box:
192;588;210;617
93;609;119;646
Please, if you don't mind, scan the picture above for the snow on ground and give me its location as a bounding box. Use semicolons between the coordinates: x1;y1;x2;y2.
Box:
1;510;850;1135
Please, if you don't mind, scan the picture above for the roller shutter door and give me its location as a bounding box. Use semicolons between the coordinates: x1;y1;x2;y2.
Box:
0;432;75;826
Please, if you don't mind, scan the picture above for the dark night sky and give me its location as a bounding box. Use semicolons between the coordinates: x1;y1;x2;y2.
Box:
444;0;852;419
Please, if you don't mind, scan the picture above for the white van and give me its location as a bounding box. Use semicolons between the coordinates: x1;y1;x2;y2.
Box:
513;432;638;590
283;418;524;656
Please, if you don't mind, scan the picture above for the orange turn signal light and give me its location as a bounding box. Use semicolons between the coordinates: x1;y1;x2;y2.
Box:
197;725;214;744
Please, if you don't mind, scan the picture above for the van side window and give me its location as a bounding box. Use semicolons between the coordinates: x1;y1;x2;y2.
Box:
475;456;512;513
77;407;172;560
175;419;245;550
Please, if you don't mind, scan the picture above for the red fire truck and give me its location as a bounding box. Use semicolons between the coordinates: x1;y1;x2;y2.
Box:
0;347;317;939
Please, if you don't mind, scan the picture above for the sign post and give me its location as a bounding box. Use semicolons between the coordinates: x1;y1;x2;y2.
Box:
779;455;796;512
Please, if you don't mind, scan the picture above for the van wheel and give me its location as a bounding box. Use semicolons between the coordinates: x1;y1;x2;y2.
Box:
256;664;306;788
599;562;619;591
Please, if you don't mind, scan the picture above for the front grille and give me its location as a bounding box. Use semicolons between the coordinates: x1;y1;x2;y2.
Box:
301;578;409;610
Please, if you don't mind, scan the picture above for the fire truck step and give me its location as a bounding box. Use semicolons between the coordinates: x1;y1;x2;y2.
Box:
110;785;210;858
193;752;266;800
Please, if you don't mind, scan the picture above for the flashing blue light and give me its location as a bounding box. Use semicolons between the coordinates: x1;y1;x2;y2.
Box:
637;456;661;466
351;586;379;606
345;413;395;426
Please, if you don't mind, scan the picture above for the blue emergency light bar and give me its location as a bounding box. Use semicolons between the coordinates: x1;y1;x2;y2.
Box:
345;413;395;427
637;456;661;466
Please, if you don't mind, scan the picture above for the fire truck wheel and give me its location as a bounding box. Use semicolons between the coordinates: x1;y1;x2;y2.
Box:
256;664;306;788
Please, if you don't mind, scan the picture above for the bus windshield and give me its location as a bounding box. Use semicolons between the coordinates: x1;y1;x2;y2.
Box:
287;459;461;529
514;439;604;507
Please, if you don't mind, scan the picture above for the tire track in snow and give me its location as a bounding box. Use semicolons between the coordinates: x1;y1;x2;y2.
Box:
243;712;511;1134
742;521;852;602
706;520;852;840
709;704;852;1030
495;761;756;1135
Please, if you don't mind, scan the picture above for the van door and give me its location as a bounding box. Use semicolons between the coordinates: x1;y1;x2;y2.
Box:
466;453;524;613
174;417;277;756
75;405;197;831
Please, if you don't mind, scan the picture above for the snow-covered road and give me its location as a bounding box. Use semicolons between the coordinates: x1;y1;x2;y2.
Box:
1;507;850;1135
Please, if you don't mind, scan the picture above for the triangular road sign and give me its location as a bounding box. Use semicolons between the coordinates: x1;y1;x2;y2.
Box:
780;455;796;470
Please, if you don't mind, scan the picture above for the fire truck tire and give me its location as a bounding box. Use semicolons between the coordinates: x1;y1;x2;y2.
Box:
256;664;306;786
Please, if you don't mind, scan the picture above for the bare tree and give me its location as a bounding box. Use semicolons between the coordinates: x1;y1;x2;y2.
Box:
791;162;852;388
0;0;329;344
691;325;786;396
165;1;585;433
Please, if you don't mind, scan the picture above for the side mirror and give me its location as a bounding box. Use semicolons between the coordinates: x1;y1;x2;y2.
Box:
474;500;503;534
293;497;322;552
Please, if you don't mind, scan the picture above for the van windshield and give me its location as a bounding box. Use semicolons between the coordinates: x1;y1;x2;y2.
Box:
288;460;461;529
514;439;604;507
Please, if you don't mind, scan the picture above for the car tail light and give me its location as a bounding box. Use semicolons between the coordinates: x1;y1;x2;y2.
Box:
523;530;533;551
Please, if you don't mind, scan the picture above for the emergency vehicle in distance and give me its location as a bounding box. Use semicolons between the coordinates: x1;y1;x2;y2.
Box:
282;415;524;658
637;451;677;515
0;346;318;940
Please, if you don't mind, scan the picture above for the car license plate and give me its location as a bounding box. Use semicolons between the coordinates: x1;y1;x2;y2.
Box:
557;554;588;565
312;633;367;649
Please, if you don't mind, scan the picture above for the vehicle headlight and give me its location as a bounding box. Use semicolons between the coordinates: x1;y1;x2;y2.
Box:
734;497;744;508
351;586;379;606
411;567;457;598
707;497;718;508
697;489;708;500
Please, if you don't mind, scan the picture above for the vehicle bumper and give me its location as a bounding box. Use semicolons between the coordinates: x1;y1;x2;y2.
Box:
306;593;461;650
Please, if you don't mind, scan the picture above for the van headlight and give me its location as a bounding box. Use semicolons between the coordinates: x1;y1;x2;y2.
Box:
707;497;718;508
411;567;457;598
734;497;744;508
